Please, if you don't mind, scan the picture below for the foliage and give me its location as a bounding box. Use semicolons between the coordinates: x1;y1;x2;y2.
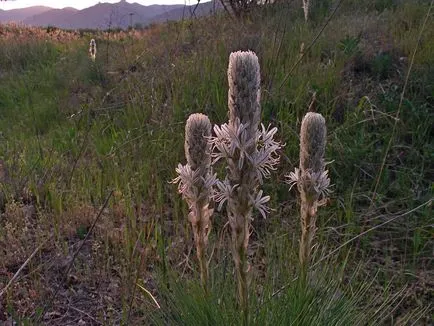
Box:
338;35;360;57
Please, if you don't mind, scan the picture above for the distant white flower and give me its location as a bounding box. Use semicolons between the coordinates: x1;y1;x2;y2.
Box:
89;38;96;62
302;0;310;22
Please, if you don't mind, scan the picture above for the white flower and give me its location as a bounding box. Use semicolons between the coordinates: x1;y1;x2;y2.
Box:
89;38;97;61
172;164;198;199
285;168;331;199
213;178;238;211
211;120;256;169
204;173;218;189
172;164;216;204
285;167;300;191
311;170;331;198
250;190;270;219
211;120;281;219
211;122;281;184
251;124;282;184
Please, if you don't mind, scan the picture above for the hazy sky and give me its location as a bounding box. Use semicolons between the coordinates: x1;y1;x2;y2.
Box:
0;0;196;10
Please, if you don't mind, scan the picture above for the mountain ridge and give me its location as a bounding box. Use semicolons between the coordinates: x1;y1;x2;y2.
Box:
0;6;52;23
0;0;217;29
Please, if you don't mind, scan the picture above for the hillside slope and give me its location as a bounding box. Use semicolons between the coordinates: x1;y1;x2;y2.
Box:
0;6;51;23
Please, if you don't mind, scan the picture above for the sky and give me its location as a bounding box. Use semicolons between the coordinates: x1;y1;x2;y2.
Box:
0;0;196;10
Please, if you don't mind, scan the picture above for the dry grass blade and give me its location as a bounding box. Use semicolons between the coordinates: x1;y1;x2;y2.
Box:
35;190;114;323
136;282;161;309
0;237;50;298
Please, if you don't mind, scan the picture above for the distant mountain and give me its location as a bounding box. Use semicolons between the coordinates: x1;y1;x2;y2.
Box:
56;1;186;29
0;0;218;29
150;0;222;24
0;6;52;23
23;7;79;27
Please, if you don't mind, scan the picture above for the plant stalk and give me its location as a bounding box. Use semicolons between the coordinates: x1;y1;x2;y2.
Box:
231;211;249;326
299;192;317;277
192;202;209;295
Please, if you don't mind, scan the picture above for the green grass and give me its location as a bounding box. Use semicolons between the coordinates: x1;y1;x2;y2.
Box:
0;1;432;324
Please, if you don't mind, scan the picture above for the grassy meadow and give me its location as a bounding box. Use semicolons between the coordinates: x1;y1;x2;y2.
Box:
0;0;433;324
